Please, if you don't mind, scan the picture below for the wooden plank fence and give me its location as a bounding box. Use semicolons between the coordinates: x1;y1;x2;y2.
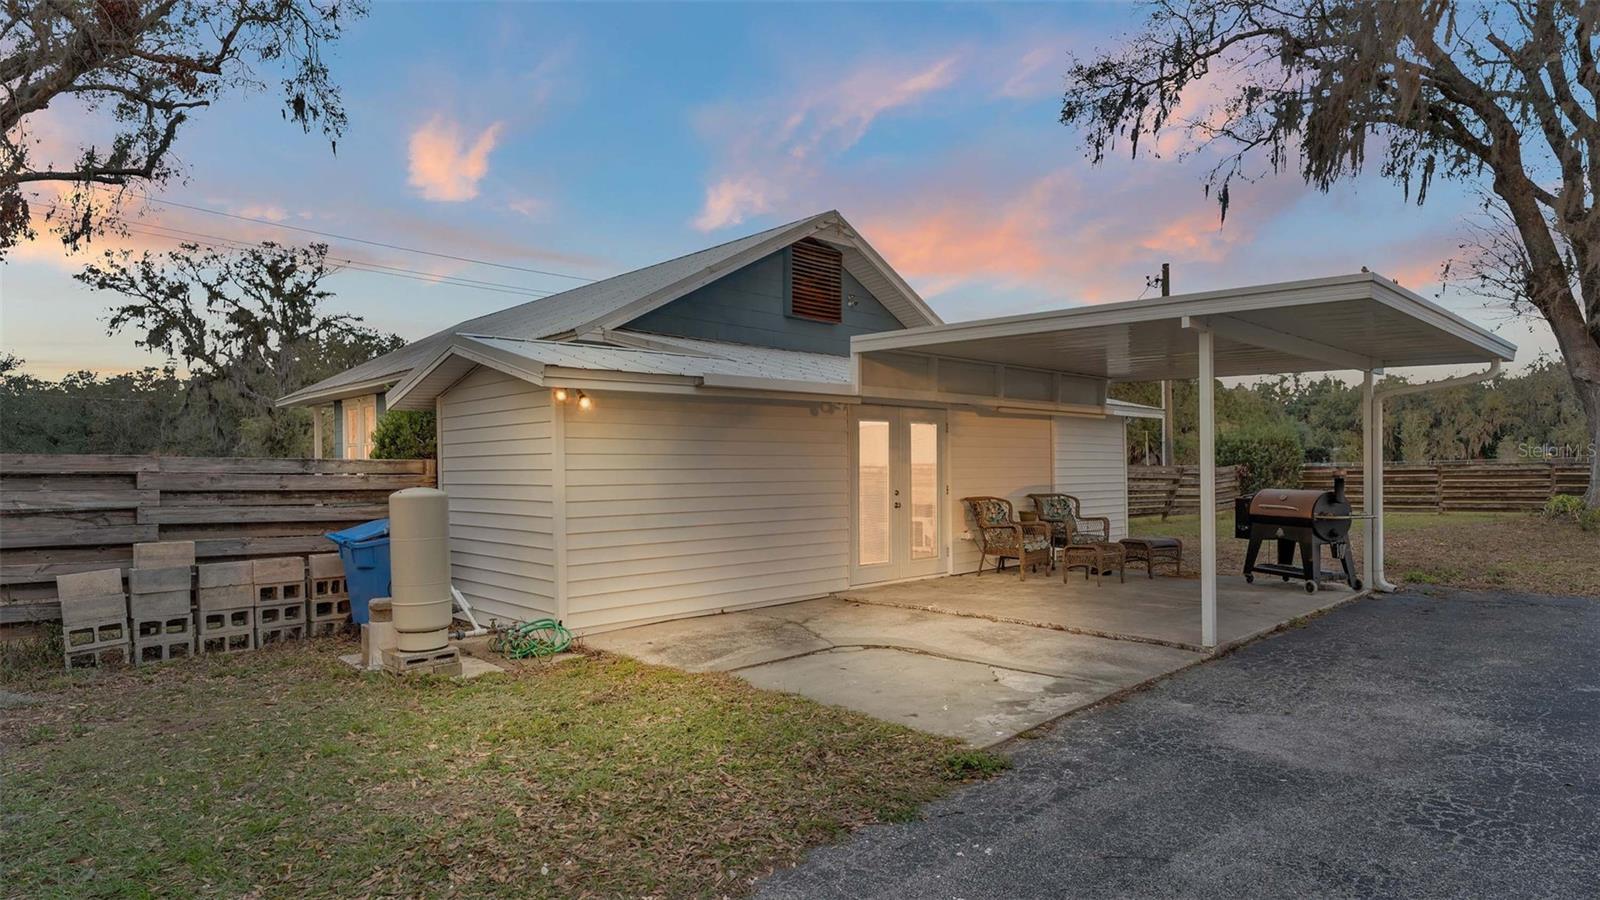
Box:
1132;460;1590;518
1128;465;1243;517
0;454;435;623
1301;461;1592;512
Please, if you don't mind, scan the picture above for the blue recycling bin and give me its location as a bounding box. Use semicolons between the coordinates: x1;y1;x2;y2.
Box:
326;519;390;625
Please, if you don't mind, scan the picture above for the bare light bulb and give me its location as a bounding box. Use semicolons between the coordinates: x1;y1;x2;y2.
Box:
577;393;593;410
553;388;568;402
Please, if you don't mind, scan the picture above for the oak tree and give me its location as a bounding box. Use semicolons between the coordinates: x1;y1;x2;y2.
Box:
2;0;363;255
1062;0;1600;505
76;240;401;455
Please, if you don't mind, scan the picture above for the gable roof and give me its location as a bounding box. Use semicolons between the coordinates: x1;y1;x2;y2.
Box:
278;211;941;407
385;335;857;411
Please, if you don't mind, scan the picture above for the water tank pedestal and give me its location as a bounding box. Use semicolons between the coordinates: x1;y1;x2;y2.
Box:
382;488;462;676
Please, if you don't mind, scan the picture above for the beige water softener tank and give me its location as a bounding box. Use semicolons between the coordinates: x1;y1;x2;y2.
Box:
388;487;452;653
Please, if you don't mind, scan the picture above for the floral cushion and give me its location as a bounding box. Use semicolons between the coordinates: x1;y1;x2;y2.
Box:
1034;495;1073;522
968;498;1012;527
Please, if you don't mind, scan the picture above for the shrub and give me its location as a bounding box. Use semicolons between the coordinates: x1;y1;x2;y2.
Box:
1580;507;1600;533
370;410;436;460
1217;422;1305;495
1541;494;1586;520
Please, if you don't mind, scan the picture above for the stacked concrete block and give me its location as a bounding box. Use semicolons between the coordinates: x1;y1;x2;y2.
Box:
252;557;307;645
128;565;195;664
307;553;351;637
196;561;256;654
56;569;131;669
380;645;462;677
125;541;196;664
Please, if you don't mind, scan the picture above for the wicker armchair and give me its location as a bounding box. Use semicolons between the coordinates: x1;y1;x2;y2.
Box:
961;496;1053;579
1027;493;1111;549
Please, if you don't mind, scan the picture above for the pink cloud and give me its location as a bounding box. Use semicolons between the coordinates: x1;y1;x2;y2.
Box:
407;116;505;202
694;176;783;232
232;204;289;222
997;47;1062;99
693;55;961;231
850;150;1310;313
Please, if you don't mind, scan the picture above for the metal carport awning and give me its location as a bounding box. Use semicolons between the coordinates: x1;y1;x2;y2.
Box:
852;272;1516;648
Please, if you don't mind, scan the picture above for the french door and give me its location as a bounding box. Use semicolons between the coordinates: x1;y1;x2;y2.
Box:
850;406;947;585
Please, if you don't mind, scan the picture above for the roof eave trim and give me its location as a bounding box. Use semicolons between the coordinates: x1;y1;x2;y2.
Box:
277;375;402;408
826;224;943;327
1106;399;1166;420
385;337;548;409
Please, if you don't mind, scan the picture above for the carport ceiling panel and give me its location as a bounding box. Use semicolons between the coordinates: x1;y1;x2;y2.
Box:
912;325;1328;382
1236;301;1499;369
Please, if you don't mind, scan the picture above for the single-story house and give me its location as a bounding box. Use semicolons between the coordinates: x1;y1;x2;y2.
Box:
280;210;1514;643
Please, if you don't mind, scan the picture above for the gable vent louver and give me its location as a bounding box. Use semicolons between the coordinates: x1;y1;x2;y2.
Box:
789;238;844;323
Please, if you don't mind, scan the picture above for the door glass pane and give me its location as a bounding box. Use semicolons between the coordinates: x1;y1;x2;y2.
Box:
857;420;891;566
909;421;939;559
363;404;377;459
345;406;360;458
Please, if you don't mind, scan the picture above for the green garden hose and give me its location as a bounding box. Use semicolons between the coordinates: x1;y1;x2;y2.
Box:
494;618;573;659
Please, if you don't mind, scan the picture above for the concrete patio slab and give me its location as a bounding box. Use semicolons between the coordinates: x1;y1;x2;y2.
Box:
839;572;1359;652
737;647;1137;746
584;596;1201;745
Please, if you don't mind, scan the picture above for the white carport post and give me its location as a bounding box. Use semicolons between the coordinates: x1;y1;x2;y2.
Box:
1196;326;1217;648
1361;370;1380;590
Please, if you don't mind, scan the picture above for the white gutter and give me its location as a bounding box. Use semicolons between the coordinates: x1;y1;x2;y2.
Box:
1364;360;1502;592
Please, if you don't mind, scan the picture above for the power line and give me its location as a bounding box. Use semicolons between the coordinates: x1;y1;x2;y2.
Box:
35;202;565;302
129;218;560;298
124;189;599;283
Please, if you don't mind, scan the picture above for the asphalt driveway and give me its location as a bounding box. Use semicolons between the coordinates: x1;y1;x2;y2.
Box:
757;589;1600;899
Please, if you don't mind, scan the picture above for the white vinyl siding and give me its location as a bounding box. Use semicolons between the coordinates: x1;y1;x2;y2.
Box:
948;411;1054;574
437;367;557;623
1054;415;1129;540
562;394;849;633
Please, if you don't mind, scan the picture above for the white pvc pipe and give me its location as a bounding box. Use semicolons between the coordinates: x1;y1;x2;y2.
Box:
450;586;489;639
1366;361;1502;592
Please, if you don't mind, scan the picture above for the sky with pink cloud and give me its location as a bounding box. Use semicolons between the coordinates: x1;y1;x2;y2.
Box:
1;2;1554;380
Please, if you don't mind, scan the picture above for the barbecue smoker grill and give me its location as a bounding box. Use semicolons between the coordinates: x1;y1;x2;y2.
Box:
1234;473;1361;593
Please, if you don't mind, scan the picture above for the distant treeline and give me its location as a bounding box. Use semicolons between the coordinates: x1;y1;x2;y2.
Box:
1113;357;1593;465
0;331;399;458
3;352;1590;465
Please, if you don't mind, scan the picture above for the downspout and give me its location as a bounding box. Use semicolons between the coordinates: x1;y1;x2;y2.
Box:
1365;360;1502;592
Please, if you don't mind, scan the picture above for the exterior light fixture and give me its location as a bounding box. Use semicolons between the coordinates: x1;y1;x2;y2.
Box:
576;391;592;411
553;388;568;402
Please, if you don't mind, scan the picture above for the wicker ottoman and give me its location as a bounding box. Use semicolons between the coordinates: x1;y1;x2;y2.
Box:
1062;542;1125;586
1119;537;1183;578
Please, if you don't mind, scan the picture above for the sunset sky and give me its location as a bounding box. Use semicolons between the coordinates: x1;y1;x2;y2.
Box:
2;2;1551;380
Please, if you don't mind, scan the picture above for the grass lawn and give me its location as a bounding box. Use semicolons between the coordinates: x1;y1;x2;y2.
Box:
1131;510;1600;597
0;642;1001;898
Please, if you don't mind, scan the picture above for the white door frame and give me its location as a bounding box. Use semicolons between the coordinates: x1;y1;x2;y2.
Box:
848;405;948;586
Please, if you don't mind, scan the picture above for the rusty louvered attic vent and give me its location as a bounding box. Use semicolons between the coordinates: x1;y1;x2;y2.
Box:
788;237;843;323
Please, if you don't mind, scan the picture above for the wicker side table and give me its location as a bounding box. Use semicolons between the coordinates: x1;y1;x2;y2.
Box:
1061;542;1126;586
1119;537;1183;578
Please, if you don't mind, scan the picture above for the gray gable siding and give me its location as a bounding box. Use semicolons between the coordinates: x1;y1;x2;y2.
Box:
624;246;903;355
